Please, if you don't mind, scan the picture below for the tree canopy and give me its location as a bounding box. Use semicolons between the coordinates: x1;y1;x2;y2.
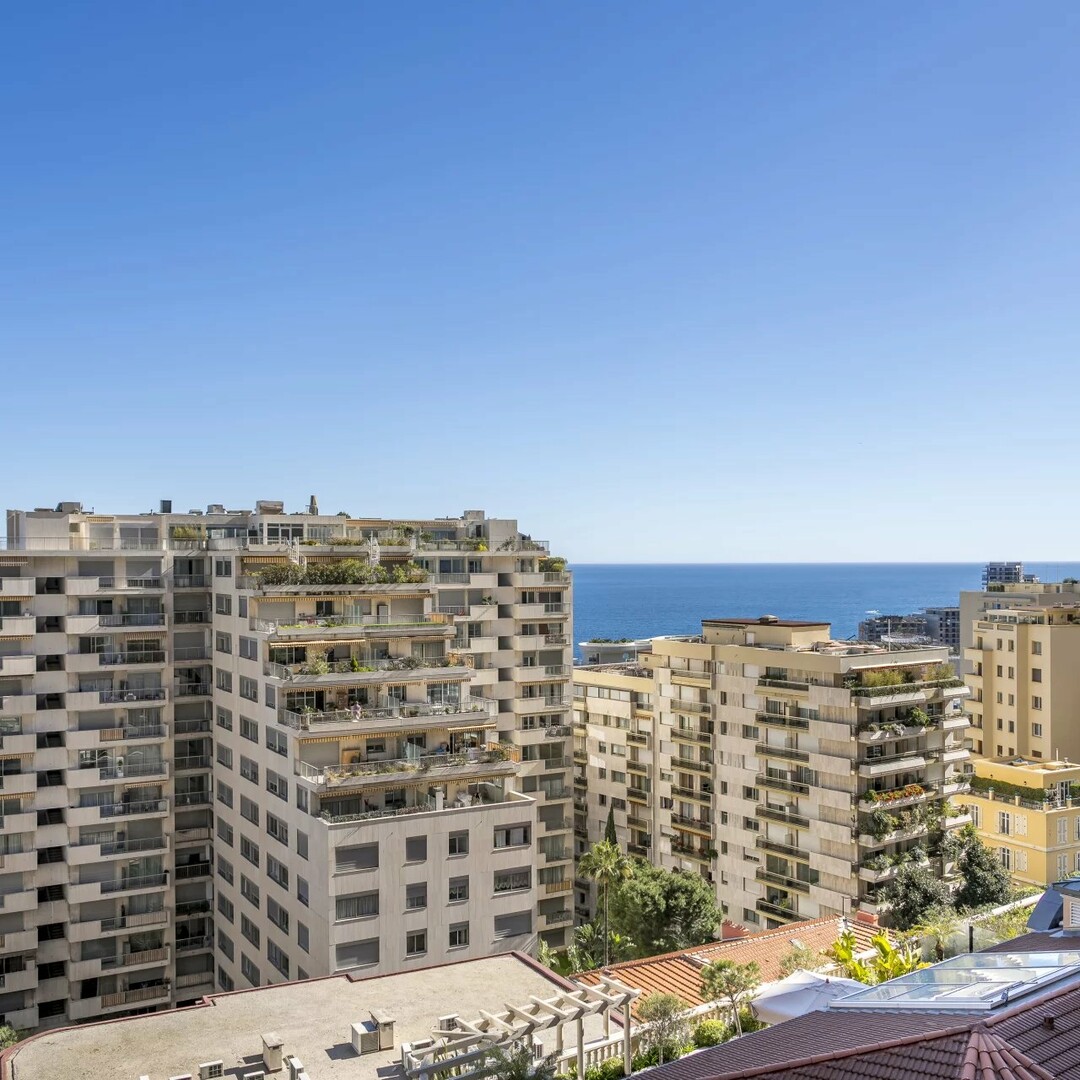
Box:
881;862;953;930
700;960;761;1035
578;841;635;967
953;835;1012;912
608;860;721;956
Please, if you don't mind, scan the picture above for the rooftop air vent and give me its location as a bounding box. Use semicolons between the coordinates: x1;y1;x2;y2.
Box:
758;615;779;624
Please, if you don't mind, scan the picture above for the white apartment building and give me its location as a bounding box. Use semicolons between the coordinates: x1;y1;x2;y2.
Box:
0;501;572;1032
574;616;972;931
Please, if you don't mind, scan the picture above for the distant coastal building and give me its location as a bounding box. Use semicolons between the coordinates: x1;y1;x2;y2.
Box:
577;637;652;665
857;608;960;652
982;561;1038;587
923;606;961;650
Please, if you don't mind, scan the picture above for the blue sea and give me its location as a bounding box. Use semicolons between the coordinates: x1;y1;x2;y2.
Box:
571;564;1080;658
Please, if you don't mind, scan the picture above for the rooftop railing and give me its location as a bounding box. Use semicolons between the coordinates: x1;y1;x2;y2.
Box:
278;697;497;730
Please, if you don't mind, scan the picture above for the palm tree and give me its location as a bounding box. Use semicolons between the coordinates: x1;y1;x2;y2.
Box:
480;1044;557;1080
700;960;761;1036
915;906;960;962
577;840;634;967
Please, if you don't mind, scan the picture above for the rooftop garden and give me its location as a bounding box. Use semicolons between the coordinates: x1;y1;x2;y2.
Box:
252;560;429;587
846;663;963;698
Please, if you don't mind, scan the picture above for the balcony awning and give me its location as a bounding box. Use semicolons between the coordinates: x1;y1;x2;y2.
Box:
0;557;28;565
126;633;166;642
123;780;164;790
0;635;33;641
243;555;290;565
0;750;33;759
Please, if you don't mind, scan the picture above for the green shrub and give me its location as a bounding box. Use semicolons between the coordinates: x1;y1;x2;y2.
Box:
693;1019;727;1047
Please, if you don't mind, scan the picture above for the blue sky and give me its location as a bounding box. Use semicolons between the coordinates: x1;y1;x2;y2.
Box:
3;2;1079;562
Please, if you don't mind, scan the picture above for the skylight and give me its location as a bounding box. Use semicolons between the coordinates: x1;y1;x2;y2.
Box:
828;952;1080;1012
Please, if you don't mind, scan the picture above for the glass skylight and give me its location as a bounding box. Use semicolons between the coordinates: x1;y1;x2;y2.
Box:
828;952;1080;1012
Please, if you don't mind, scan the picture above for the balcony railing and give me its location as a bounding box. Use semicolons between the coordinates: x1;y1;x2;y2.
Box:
670;784;712;801
298;745;520;787
278;697;496;730
173;610;211;624
756;773;811;796
758;677;811;691
99;798;169;818
172;575;210;588
97;613;166;627
175;861;212;880
99;688;166;704
756;899;799;921
755;836;810;861
755;743;810;763
755;712;811;731
755;867;819;893
176;935;212;952
76;835;166;857
755;804;811;829
99;652;166;666
672;813;712;832
101;872;168;894
101;984;169;1009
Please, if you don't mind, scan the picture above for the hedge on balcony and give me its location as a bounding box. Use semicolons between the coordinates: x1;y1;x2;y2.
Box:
968;774;1080;803
254;560;429;586
849;677;964;699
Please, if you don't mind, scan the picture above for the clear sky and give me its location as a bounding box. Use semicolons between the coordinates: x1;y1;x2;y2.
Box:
3;2;1079;562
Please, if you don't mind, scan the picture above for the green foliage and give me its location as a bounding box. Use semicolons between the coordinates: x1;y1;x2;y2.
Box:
692;1019;728;1048
778;943;824;976
637;992;689;1066
578;841;635;967
954;835;1012;911
581;1058;630;1080
916;906;961;961
481;1045;557;1080
827;930;927;985
968;774;1050;804
0;1025;21;1050
881;862;953;930
605;806;618;847
539;557;567;572
254;560;429;586
701;960;761;1035
978;905;1033;944
608;861;721;957
562;922;635;974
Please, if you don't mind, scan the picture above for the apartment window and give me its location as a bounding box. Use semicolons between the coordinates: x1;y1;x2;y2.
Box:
336;843;378;872
999;847;1012;870
297;922;309;953
449;922;470;949
996;665;1003;678
405;836;427;862
996;692;1003;704
218;966;235;992
268;854;289;889
239;636;258;661
1008;639;1015;652
296;831;308;860
1008;667;1015;679
998;811;1011;835
217;894;234;923
406;930;427;957
742;785;759;801
239;677;259;702
267;813;288;845
216;669;233;693
241;913;261;947
494;825;530;848
240;796;259;825
296;785;308;813
266;728;288;756
1033;723;1044;738
241;874;260;908
449;876;469;903
996;639;1003;651
267;940;290;978
1032;668;1043;683
215;558;233;577
240;756;259;783
265;684;276;708
268;897;289;933
336;939;378;970
494;868;531;893
1008;694;1015;706
216;745;233;769
1008;721;1015;733
1059;818;1069;845
494;912;532;938
448;831;470;857
216;632;232;654
239;716;258;744
217;816;234;847
216;707;233;731
1058;854;1069;878
743;908;760;926
215;593;232;615
405;882;427;910
217;929;234;960
217;854;234;886
970;804;981;828
241;954;260;986
297;876;309;907
238;595;248;617
216;780;233;808
336;892;379;921
266;769;288;801
240;835;260;868
1033;696;1043;711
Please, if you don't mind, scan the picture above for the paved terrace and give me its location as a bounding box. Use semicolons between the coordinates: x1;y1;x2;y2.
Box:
3;954;612;1080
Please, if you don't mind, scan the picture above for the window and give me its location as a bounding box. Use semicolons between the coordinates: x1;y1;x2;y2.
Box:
296;786;308;813
239;636;258;661
1032;641;1043;655
265;684;276;708
448;831;469;857
449;876;469;903
999;847;1012;870
1033;723;1044;738
405;882;427;910
241;874;260;908
996;665;1003;678
266;728;288;756
241;954;260;986
405;836;427;862
336;892;379;920
1058;854;1069;878
216;706;233;731
1059;818;1069;844
449;922;470;949
1032;668;1043;683
742;785;759;800
217;929;234;960
494;868;531;893
494;912;532;938
217;854;234;885
406;930;427;957
217;894;234;923
240;795;259;825
267;813;288;845
336;939;378;970
218;966;235;992
296;831;308;860
240;835;260;867
215;593;232;615
494;824;530;848
216;745;233;769
1008;667;1015;679
1033;696;1043;710
997;812;1011;836
336;843;378;872
297;876;309;907
266;769;288;801
240;756;259;783
217;816;234;847
267;940;290;978
215;558;233;577
611;771;626;785
239;677;259;702
268;853;289;888
216;632;232;654
241;913;260;947
239;595;248;617
240;715;258;742
268;897;289;933
297;922;309;953
216;669;232;692
216;780;234;808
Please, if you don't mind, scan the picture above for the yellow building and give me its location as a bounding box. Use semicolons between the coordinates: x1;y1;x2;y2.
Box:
966;758;1080;887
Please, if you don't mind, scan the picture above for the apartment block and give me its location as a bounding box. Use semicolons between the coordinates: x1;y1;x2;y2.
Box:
966;758;1080;887
572;616;971;931
0;501;572;1032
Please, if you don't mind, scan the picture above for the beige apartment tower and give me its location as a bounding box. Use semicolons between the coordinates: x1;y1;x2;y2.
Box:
573;617;971;930
0;501;572;1033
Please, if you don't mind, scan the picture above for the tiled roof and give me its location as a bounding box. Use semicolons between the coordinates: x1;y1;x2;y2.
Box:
576;917;881;1020
642;963;1080;1080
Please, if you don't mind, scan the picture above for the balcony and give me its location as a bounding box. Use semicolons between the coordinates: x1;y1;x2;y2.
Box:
859;753;928;778
670;784;711;802
859;863;901;884
755;711;811;731
755;867;818;893
0;655;35;677
175;970;215;993
672;728;713;744
69;835;168;864
173;610;211;625
0;731;35;755
627;731;649;745
756;898;799;922
758;677;810;692
0;928;38;953
176;935;212;953
98;798;170;819
98;687;168;705
175;860;212;880
671;700;711;715
755;836;810;861
100;872;168;895
755;804;811;829
627;842;649;857
252;612;452;637
544;879;572;894
628;760;650;774
671;670;712;687
673;759;710;774
756;773;810;797
175;754;212;772
0;578;34;599
671;813;712;835
98;651;166;667
97;984;171;1011
0;616;35;638
544;909;573;927
0;850;37;873
755;743;810;764
0;772;35;795
97;613;166;628
298;745;520;791
671;841;712;862
175;826;213;846
104;946;170;971
278;697;497;733
69;724;168;750
172;574;210;588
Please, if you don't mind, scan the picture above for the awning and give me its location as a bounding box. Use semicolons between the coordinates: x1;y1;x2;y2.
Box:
123;780;164;790
126;633;166;642
0;635;33;641
0;751;33;759
0;557;29;566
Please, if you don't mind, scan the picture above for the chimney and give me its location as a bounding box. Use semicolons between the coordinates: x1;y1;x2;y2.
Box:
262;1032;285;1072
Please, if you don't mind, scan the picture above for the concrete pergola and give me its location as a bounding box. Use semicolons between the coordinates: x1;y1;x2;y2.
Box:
401;974;641;1079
